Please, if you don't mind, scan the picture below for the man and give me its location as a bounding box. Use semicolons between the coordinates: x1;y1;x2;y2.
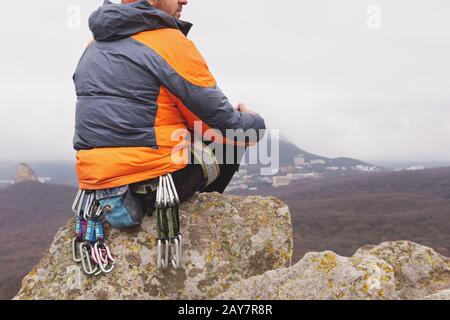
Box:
73;0;266;204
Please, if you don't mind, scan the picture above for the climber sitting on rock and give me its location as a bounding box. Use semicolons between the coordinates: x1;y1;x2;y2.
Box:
73;0;266;223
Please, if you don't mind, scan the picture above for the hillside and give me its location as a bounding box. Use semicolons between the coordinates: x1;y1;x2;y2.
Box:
0;182;76;299
1;167;450;299
232;167;450;261
243;133;382;177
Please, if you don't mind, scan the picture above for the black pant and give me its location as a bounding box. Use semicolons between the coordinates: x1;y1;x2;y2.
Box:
132;144;247;215
172;143;247;201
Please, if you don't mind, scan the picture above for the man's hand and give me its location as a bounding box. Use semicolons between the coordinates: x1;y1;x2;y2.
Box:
236;103;258;115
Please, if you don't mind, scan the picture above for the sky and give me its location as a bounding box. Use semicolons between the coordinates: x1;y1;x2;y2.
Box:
0;0;449;163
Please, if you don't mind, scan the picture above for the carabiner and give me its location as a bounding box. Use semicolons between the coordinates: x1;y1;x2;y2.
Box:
94;242;116;274
157;239;163;269
156;239;169;269
177;235;182;265
94;205;103;220
167;174;180;205
80;242;99;275
83;193;96;221
163;239;169;268
72;237;82;263
71;190;83;215
170;237;182;269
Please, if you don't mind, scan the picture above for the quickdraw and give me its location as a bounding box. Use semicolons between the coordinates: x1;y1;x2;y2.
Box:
154;173;182;269
71;173;183;273
71;190;116;276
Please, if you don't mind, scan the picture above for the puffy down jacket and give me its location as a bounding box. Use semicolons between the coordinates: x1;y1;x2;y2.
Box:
73;0;266;190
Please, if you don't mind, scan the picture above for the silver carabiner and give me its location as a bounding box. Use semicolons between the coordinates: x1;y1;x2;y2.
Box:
79;242;99;275
163;239;169;268
157;240;163;268
167;174;180;205
71;190;83;215
157;239;169;269
165;176;175;207
78;191;87;216
83;193;92;220
94;242;116;274
157;239;168;269
72;238;82;262
156;176;163;208
170;236;182;269
171;239;179;269
161;175;168;208
87;193;97;220
94;205;103;220
177;235;182;266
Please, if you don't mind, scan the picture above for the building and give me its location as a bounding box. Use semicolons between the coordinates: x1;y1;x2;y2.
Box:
272;176;292;188
310;159;326;165
294;155;305;166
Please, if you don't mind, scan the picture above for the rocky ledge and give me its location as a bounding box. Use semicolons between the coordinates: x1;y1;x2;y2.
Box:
14;193;293;300
14;193;449;300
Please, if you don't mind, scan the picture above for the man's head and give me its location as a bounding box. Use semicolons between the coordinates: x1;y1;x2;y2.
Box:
121;0;188;19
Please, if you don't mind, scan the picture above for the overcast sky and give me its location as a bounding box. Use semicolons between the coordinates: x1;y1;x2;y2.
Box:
0;0;449;163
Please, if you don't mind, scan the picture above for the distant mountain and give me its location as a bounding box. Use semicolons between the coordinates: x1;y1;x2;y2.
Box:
0;161;78;188
231;166;450;262
370;160;450;170
0;181;76;299
1;166;450;299
244;132;384;177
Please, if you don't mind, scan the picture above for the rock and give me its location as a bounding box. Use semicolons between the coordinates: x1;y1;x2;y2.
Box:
216;241;450;300
423;289;450;300
355;241;450;299
14;193;293;300
15;163;38;183
216;250;398;300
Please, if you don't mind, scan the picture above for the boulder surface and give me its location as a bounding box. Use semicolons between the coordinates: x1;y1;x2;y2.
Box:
14;193;293;300
216;241;450;300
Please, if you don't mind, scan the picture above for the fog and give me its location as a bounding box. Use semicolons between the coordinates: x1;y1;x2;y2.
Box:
0;0;449;163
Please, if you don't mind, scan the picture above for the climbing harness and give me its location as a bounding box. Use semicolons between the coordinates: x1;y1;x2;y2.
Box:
154;173;182;269
71;190;116;276
191;141;220;188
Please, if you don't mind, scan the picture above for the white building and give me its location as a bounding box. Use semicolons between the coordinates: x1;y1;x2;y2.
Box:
287;173;304;180
353;165;377;172
406;166;425;171
309;159;326;165
294;155;305;166
272;176;292;188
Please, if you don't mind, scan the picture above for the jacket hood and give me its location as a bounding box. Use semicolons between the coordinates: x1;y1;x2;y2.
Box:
89;0;193;41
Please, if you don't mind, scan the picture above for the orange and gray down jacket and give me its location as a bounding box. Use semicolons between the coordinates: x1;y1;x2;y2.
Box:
73;0;266;190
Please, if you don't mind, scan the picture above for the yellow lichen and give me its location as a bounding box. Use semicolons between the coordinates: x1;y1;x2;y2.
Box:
125;243;142;252
28;268;38;277
206;250;214;264
335;291;346;299
317;253;337;274
328;279;334;288
381;275;392;282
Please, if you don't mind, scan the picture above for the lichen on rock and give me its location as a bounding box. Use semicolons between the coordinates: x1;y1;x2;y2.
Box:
14;193;293;300
216;241;450;300
13;191;450;300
